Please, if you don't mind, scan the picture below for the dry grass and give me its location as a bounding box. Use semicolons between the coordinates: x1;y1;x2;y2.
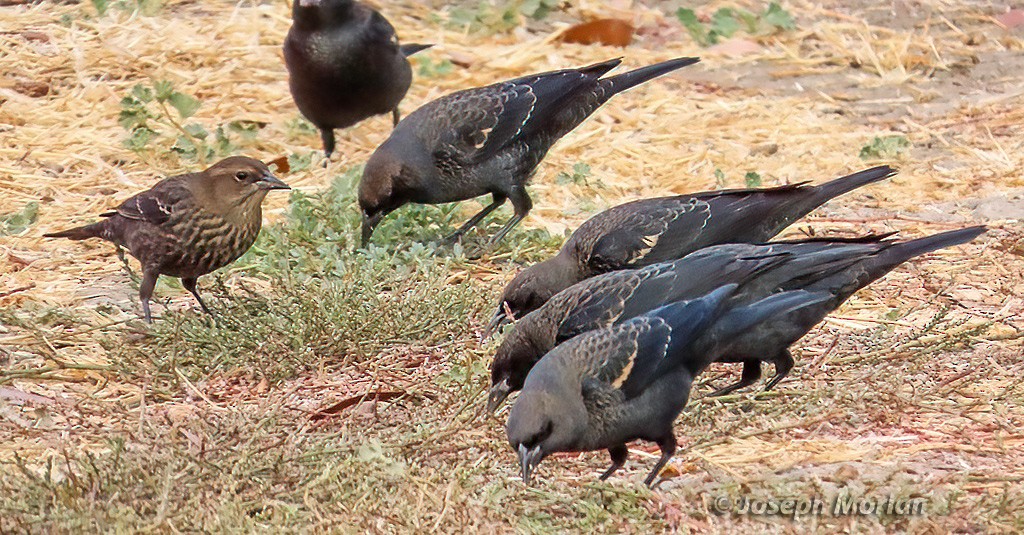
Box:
2;0;1023;532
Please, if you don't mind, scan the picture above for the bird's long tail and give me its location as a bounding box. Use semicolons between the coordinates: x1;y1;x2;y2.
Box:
864;226;987;281
44;221;106;240
810;165;897;205
602;56;700;97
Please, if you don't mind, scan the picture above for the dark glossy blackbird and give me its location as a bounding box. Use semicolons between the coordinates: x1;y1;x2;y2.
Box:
487;165;896;333
707;225;986;396
284;0;431;158
358;56;700;247
506;286;830;486
487;227;986;411
44;157;290;322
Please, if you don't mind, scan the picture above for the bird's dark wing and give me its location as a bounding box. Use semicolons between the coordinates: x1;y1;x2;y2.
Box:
470;60;619;163
113;176;193;226
581;198;713;271
553;264;673;343
362;9;400;52
572;287;735;400
417;60;620;166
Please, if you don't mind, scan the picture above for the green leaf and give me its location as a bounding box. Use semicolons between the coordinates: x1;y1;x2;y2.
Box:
859;135;910;160
736;9;760;33
417;57;455;78
123;126;156;152
0;202;39;236
763;3;796;30
714;168;726;186
214;126;234;155
168;92;200;119
130;84;153;103
91;0;109;15
288;152;314;173
153;80;174;101
744;171;762;188
183;123;208;139
676;8;709;46
709;8;741;42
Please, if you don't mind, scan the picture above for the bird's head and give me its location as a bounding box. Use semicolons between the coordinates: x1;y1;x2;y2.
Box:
198;156;289;215
506;386;586;486
487;326;546;414
358;147;410;247
486;255;577;338
292;0;354;28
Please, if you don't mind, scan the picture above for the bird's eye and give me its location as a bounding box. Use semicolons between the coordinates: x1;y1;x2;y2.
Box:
235;171;249;181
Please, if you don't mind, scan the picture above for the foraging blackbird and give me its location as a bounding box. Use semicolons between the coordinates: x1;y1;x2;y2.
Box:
486;165;896;334
487;227;986;411
44;157;289;322
284;0;431;159
506;286;831;486
358;56;701;247
706;225;987;396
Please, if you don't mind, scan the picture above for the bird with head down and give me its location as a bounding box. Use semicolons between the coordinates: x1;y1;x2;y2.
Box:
485;165;896;336
506;285;831;486
45;156;290;323
487;226;987;413
357;56;701;248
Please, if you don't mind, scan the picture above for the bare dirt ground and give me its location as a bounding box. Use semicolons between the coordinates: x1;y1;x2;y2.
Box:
1;0;1023;532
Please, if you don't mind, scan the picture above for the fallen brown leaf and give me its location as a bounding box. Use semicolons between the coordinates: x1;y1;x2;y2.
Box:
558;19;634;47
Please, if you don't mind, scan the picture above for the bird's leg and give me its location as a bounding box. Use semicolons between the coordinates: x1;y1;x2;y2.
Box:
443;193;506;244
763;350;794;391
391;108;401;127
599;444;629;481
181;277;214;317
139;269;159;324
487;186;532;246
643;434;678;488
709;361;762;397
320;128;336;164
115;245;135;277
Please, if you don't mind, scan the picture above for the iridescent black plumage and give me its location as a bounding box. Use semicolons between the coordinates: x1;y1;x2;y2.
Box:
488;165;897;331
284;0;430;158
358;57;700;247
488;227;986;411
506;286;830;486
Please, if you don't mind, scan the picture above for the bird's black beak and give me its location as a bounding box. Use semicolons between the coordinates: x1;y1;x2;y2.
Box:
256;173;291;191
481;304;513;341
486;379;511;414
517;444;543;486
361;211;382;248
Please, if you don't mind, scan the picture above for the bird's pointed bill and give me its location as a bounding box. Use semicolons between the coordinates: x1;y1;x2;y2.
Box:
486;379;511;414
482;308;510;340
256;173;291;191
517;444;543;485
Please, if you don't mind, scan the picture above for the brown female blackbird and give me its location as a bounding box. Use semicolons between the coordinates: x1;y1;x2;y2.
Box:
44;156;290;322
486;165;896;334
284;0;431;159
358;56;700;247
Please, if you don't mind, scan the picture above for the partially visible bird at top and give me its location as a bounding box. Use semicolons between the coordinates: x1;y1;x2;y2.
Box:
506;285;831;486
284;0;431;159
486;165;896;334
44;156;290;323
358;56;701;248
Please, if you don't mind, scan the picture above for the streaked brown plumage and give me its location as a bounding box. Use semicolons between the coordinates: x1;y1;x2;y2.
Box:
44;156;290;322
